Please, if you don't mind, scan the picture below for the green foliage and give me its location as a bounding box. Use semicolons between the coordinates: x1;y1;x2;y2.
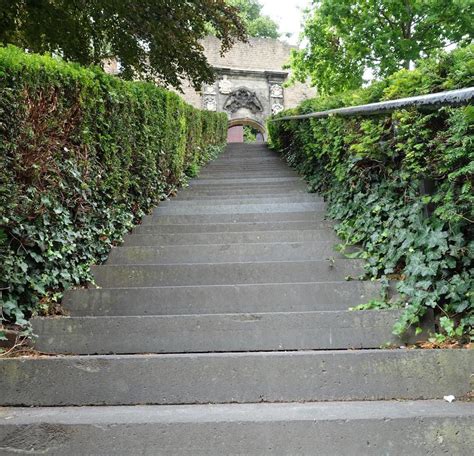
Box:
0;45;227;332
290;0;474;94
0;0;246;90
350;300;397;312
243;125;260;143
269;45;474;341
228;0;280;39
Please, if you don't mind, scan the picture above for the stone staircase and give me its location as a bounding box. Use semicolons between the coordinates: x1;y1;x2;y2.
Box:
0;143;472;455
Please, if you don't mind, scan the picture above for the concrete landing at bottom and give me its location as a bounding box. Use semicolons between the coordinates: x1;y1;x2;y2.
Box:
1;401;472;455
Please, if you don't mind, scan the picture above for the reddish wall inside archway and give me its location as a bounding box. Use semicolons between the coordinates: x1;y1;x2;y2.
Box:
227;125;244;143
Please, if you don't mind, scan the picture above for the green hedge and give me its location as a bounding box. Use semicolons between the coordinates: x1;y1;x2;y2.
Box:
269;45;473;342
0;45;227;333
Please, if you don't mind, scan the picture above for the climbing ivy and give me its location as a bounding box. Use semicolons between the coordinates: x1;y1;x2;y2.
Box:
0;45;227;338
269;45;473;342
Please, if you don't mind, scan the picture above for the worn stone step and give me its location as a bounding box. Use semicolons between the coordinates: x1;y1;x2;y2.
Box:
180;187;309;196
154;202;326;215
133;220;333;234
175;190;309;200
199;168;297;174
200;166;295;171
1;350;472;406
201;165;288;172
207;165;277;170
92;260;364;288
142;211;329;225
1;401;472;455
198;174;299;180
108;242;343;265
63;281;381;316
161;196;322;206
123;230;337;247
32;310;426;355
208;156;281;163
186;180;306;188
189;177;303;185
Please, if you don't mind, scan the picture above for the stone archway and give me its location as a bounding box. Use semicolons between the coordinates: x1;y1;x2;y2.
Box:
227;118;267;143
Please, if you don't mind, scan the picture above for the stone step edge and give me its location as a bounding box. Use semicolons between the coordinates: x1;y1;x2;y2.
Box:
1;349;471;406
31;309;428;354
2;400;472;424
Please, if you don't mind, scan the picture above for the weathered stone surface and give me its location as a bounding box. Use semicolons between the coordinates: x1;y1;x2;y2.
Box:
1;401;473;455
32;309;429;354
92;260;365;288
159;195;322;205
108;242;343;264
0;350;472;406
63;281;382;316
142;211;329;225
133;220;334;234
122;230;337;247
153;202;326;215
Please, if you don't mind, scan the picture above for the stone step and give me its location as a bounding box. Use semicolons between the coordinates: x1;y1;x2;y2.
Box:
197;173;298;180
1;401;472;455
162;195;322;206
189;177;303;185
200;166;295;171
142;211;329;225
63;281;381;316
1;350;472;406
32;310;426;355
92;260;364;288
204;166;290;172
181;186;309;195
175;190;309;199
122;230;338;247
108;242;343;265
133;220;333;234
153;202;326;215
207;156;281;163
203;162;289;168
186;180;306;188
198;169;294;175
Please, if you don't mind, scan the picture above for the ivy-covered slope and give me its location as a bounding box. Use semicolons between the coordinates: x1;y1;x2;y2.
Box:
0;45;227;333
269;45;473;342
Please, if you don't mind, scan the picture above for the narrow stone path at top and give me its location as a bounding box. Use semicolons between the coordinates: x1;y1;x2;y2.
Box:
0;144;472;455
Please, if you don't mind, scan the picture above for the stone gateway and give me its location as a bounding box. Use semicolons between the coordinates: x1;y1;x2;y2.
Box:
178;37;316;141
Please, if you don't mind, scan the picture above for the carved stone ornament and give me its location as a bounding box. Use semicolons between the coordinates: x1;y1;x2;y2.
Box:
223;88;264;114
219;76;232;95
203;84;216;95
272;103;284;114
270;84;283;98
203;95;217;111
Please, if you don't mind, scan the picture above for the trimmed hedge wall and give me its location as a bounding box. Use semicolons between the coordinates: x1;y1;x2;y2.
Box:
0;46;227;332
269;46;473;342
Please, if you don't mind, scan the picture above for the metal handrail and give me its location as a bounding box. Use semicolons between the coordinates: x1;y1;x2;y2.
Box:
270;87;474;121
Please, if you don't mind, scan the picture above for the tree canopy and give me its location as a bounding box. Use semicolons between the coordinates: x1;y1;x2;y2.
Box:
0;0;247;89
290;0;474;94
229;0;280;39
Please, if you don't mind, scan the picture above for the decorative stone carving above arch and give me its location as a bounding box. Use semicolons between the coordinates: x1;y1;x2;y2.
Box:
271;103;284;115
270;84;283;98
203;83;216;95
223;88;264;114
219;76;232;95
203;95;217;111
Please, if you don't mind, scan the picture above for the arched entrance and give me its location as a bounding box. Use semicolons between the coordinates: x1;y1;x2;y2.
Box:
227;118;266;144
